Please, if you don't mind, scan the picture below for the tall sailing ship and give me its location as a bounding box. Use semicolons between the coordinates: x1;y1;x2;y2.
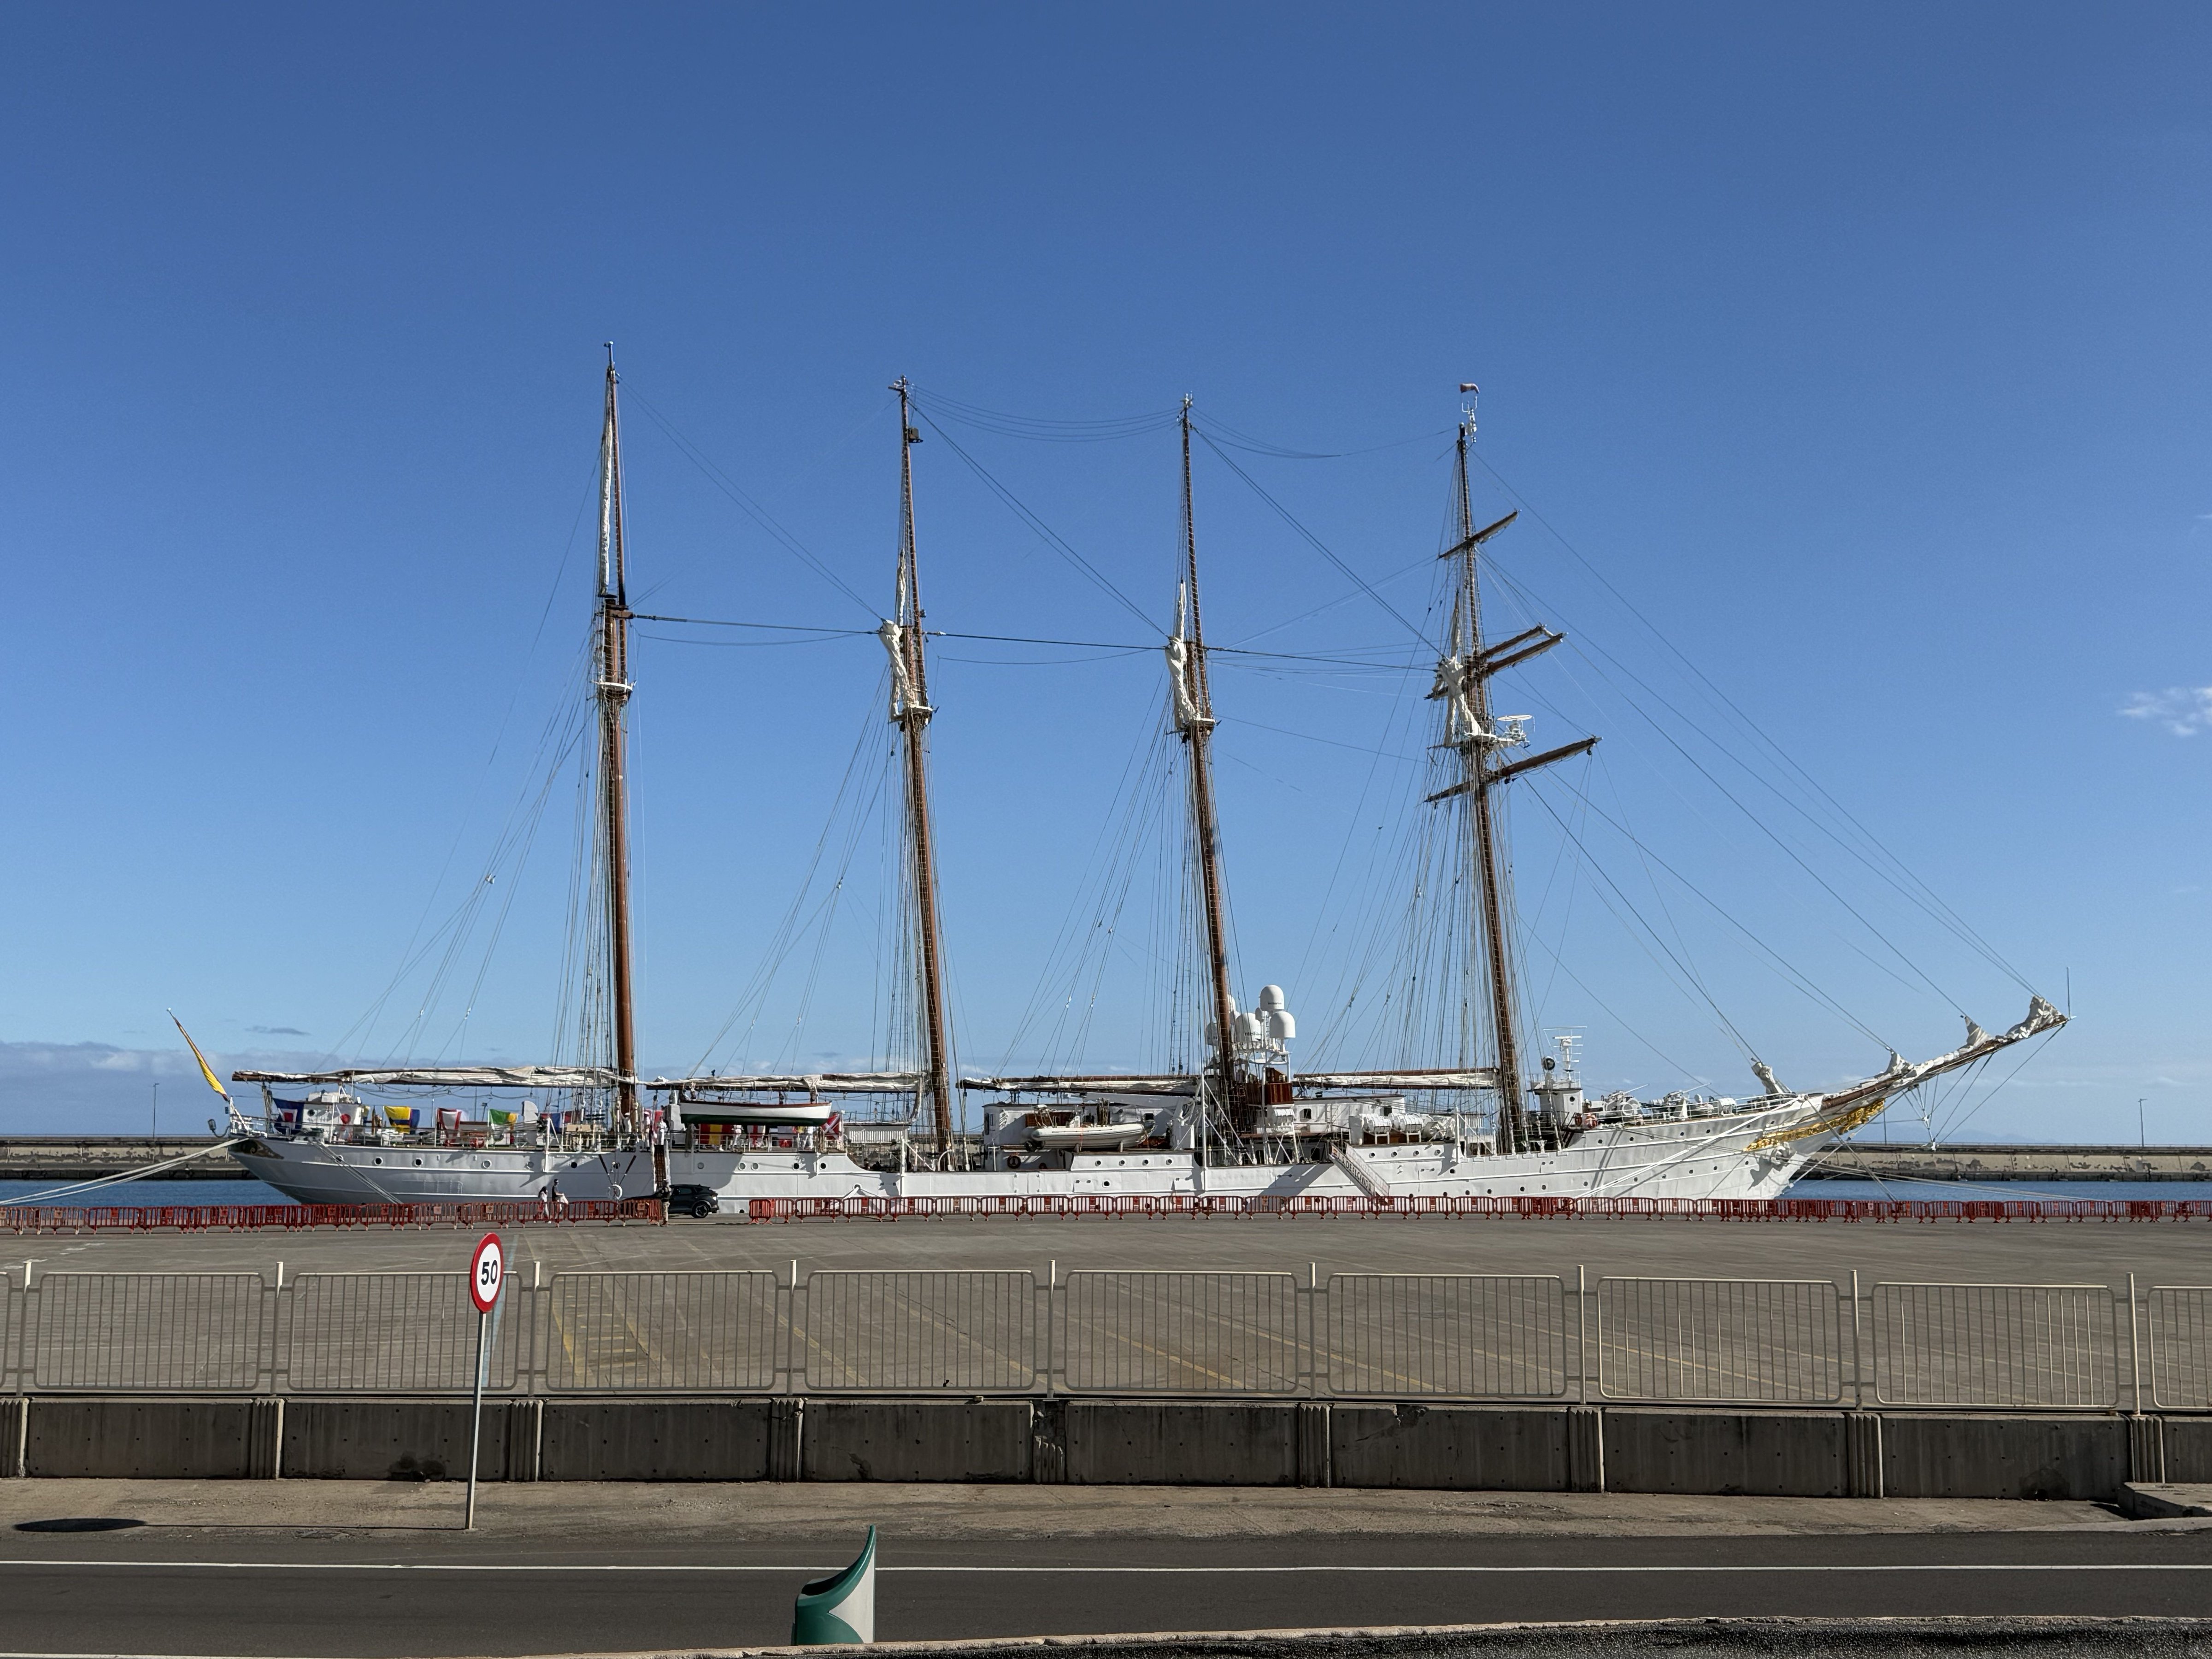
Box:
225;368;2064;1207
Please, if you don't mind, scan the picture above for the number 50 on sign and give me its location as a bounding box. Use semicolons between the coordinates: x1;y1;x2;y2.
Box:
470;1232;504;1314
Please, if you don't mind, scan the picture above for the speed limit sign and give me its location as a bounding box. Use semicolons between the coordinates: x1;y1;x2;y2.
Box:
468;1232;504;1314
462;1230;505;1531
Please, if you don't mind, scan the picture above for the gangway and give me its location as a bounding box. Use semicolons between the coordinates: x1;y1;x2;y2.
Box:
1330;1143;1394;1198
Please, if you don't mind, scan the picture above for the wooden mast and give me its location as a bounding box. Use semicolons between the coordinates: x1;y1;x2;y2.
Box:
1450;409;1524;1154
595;349;639;1133
1171;398;1242;1144
889;379;956;1156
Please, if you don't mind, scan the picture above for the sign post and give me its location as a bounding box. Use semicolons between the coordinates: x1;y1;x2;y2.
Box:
464;1231;504;1532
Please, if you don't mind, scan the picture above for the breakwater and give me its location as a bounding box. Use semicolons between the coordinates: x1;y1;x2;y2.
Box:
0;1135;229;1181
1808;1145;2212;1182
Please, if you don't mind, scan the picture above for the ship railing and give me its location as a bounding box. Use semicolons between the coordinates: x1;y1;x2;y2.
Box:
0;1262;2196;1408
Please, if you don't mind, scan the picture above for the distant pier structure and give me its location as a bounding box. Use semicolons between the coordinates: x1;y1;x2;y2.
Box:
0;1136;232;1182
1806;1143;2212;1183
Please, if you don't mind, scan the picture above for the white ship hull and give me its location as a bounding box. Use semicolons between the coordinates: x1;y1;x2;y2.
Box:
230;1138;664;1207
232;1100;1818;1208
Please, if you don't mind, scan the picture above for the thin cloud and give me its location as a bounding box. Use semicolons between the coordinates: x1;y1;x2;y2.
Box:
2121;687;2212;736
249;1024;309;1036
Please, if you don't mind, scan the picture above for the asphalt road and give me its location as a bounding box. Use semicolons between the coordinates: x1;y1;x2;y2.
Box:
4;1528;2211;1655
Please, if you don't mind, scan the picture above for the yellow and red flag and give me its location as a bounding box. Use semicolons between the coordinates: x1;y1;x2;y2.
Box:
168;1011;233;1107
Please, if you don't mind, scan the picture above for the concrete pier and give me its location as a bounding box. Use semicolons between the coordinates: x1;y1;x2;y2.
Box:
0;1135;232;1181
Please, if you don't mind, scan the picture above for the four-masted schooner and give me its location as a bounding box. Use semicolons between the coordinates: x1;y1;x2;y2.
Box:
224;369;2065;1207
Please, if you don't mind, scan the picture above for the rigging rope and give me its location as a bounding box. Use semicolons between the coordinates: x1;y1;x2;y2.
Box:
1190;412;1455;461
1479;556;1975;1017
1192;429;1433;649
906;385;1183;442
1465;444;2036;996
620;383;878;618
910;412;1159;631
692;689;891;1075
1524;776;1889;1050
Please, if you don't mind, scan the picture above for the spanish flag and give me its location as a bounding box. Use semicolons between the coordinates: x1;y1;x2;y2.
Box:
168;1011;233;1107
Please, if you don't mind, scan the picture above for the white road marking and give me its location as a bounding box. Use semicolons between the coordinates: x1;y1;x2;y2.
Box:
0;1560;2207;1575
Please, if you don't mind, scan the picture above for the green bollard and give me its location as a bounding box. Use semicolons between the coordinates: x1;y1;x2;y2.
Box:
792;1525;877;1645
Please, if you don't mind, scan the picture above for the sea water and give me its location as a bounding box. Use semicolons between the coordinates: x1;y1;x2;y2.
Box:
0;1178;296;1207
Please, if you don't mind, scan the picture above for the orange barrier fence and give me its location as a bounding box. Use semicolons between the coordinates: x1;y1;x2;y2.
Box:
0;1198;664;1235
745;1193;2212;1224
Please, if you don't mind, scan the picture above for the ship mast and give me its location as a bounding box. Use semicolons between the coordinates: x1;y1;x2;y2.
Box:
1432;393;1591;1154
887;379;957;1156
1168;398;1241;1148
595;348;640;1133
1450;413;1524;1152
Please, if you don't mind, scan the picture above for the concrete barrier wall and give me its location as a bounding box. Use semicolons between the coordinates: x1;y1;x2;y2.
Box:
25;1399;258;1479
2163;1416;2212;1482
804;1401;1033;1483
1062;1402;1300;1486
540;1399;771;1481
1880;1413;2131;1501
1329;1405;1569;1491
3;1396;2179;1500
284;1399;514;1482
1600;1409;1847;1499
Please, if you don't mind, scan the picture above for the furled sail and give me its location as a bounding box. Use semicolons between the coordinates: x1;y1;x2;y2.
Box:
650;1071;924;1097
231;1066;623;1089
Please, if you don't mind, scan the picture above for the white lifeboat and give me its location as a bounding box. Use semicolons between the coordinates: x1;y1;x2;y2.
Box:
1029;1120;1148;1152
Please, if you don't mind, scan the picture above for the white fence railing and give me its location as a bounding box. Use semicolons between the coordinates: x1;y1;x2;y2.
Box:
1597;1277;1845;1405
0;1261;2194;1408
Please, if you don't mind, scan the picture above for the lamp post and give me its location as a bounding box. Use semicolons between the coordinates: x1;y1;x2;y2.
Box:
152;1081;160;1144
2141;1097;2147;1150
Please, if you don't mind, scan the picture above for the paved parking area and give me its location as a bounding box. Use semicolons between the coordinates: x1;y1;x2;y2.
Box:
11;1213;2212;1286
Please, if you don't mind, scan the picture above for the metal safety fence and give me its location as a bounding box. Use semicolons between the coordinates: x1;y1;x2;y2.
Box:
1870;1282;2118;1409
0;1259;2201;1409
1597;1276;1844;1405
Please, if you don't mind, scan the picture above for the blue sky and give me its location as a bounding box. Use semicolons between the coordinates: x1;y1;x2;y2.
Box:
3;4;2209;1141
